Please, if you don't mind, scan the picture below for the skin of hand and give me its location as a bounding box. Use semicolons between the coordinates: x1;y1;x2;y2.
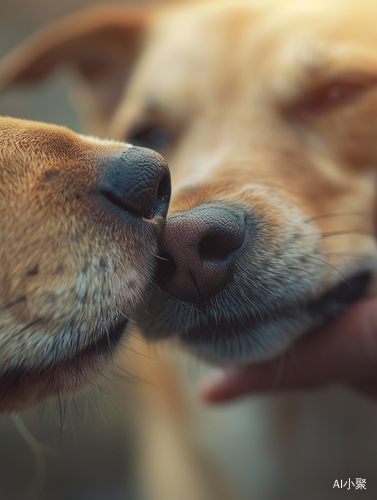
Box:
201;292;377;404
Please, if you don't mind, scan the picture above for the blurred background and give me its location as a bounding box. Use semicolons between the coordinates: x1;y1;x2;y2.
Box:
1;1;377;500
0;0;177;131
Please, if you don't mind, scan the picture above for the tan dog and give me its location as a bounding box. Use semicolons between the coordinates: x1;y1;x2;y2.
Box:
0;116;170;413
2;1;377;498
1;1;376;364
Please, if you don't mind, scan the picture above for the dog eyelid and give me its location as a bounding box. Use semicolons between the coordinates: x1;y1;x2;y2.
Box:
291;76;377;121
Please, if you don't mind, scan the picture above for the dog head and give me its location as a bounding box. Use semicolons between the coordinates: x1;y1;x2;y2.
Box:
0;117;170;412
2;0;377;365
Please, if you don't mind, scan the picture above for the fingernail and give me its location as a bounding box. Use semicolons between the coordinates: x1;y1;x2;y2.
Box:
200;368;230;391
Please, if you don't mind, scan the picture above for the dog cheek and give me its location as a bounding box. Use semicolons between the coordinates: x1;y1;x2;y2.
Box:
310;97;377;170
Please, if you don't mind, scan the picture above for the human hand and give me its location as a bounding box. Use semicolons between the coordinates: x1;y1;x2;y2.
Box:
201;297;377;403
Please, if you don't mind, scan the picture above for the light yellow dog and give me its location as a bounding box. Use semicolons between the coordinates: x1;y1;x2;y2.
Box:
2;1;377;498
1;1;376;364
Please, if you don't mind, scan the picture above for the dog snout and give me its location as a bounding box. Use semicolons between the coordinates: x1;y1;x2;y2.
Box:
98;146;171;221
156;204;246;305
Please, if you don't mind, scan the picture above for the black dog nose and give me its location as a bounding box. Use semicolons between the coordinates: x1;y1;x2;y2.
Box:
98;146;171;220
156;204;246;305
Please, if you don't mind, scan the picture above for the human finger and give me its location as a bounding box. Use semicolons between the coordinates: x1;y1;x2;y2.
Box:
201;297;377;403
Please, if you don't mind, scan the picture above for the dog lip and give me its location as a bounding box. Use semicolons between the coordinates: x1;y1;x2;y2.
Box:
179;270;372;346
0;317;129;381
305;270;372;318
66;317;129;365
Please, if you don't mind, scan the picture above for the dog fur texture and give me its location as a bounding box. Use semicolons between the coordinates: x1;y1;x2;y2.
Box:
2;1;377;498
2;0;375;364
0;116;170;413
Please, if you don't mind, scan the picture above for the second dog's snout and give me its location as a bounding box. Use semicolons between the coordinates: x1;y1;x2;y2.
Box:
156;204;246;305
99;146;171;220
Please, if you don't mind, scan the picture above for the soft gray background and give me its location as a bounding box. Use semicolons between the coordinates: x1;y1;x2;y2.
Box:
0;0;174;131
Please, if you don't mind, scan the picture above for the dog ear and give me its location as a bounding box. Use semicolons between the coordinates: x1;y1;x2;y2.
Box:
0;6;151;133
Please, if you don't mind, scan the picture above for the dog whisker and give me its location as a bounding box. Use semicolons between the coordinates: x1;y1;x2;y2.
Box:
297;229;374;239
119;340;158;361
111;361;158;388
319;250;377;261
56;394;67;450
114;307;136;324
304;211;372;223
292;253;350;286
75;366;115;399
152;252;169;261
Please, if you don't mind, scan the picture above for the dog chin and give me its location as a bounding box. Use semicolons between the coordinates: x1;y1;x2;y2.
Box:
141;270;372;365
180;318;310;365
0;317;128;413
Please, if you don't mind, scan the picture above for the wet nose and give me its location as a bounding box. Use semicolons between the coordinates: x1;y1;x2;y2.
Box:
156;204;246;305
98;146;171;220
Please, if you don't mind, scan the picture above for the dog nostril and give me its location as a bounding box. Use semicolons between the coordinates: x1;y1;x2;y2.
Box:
198;226;245;262
154;171;171;217
98;146;171;220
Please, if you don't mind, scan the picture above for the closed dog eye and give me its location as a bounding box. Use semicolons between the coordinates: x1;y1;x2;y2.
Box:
289;74;377;121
